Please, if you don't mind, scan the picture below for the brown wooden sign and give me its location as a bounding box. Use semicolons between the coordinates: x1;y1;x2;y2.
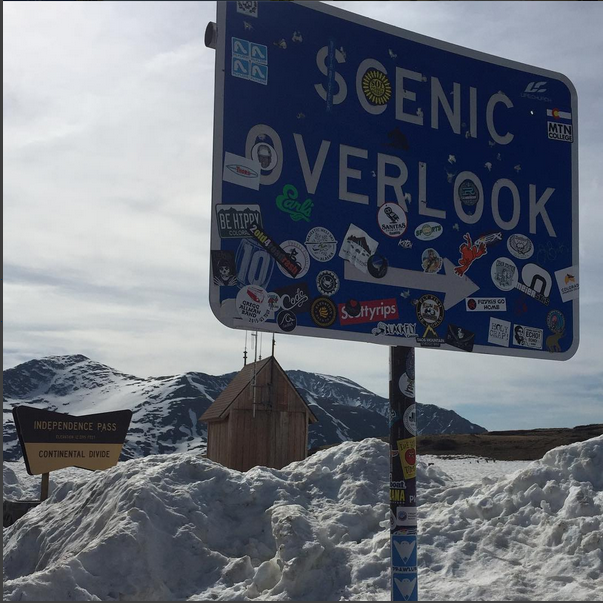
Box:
12;406;132;475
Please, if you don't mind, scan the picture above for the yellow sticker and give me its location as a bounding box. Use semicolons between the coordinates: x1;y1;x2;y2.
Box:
397;437;417;480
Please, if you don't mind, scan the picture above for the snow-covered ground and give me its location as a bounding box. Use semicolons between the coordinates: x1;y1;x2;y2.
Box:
3;436;602;601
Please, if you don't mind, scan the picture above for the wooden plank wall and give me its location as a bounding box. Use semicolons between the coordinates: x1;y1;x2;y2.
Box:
207;419;229;465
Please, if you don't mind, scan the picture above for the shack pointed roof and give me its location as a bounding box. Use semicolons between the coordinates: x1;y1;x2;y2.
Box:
199;356;317;423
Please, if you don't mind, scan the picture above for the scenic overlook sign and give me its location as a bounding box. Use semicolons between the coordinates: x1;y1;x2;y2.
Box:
208;1;579;360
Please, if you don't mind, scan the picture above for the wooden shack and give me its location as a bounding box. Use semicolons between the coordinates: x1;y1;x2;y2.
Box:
199;356;318;471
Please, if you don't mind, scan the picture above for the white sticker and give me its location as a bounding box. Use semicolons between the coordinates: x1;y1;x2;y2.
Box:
554;265;579;302
488;317;511;347
305;227;338;262
403;403;417;435
236;286;279;324
398;373;415;399
414;222;443;242
465;297;507;312
377;203;408;238
222;152;261;190
491;257;518;291
507;234;534;260
277;240;310;279
339;224;378;273
512;324;543;349
395;506;418;527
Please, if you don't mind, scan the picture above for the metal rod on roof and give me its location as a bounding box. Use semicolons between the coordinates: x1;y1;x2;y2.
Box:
252;331;258;418
244;331;248;367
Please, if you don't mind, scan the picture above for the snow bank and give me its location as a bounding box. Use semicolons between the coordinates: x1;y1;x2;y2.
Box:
3;436;602;601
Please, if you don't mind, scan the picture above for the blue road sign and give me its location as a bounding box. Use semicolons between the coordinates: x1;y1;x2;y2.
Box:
209;1;579;360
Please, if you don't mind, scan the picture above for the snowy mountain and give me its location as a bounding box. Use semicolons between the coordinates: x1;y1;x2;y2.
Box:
3;355;485;461
3;436;603;601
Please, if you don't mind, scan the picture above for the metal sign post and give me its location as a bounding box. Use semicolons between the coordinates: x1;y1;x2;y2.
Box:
390;346;417;601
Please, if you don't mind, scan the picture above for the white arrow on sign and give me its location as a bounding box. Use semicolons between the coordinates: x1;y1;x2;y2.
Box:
344;258;479;310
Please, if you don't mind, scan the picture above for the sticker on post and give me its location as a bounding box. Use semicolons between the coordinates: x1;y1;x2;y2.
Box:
392;534;417;567
393;575;418;602
397;437;416;480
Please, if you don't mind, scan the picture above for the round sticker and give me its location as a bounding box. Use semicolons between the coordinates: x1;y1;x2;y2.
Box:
377;203;407;238
251;142;278;171
361;69;392;105
344;299;362;318
405;348;415;380
305;227;337;262
403;403;417;436
507;234;534;260
316;270;340;296
277;310;297;332
546;309;565;334
416;294;444;329
421;248;442;273
311;296;337;328
467;298;477;311
458;178;480;211
398;373;415;399
277;240;310;279
236;286;278;324
415;221;443;242
491;257;518;291
367;254;389;278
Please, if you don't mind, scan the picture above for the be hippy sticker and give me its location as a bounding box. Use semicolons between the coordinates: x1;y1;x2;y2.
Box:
339;224;378;273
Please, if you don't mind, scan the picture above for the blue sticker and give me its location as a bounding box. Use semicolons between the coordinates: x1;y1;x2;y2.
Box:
250;63;268;85
392;572;418;601
232;57;250;79
232;37;250;59
392;533;417;568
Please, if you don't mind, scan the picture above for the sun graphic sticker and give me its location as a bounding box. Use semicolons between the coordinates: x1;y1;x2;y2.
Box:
362;69;392;105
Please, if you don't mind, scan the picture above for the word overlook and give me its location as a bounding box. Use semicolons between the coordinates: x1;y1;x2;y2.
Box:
244;50;562;239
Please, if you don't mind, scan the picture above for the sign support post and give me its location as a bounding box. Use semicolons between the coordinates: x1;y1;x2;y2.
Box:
390;346;417;601
40;473;50;502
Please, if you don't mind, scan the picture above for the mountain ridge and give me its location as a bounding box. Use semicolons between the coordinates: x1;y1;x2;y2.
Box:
3;355;486;461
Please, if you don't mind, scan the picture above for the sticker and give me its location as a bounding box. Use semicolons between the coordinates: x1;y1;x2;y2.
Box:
277;240;310;279
488;317;511;347
512;324;543;349
235;238;275;289
415;294;444;334
554;266;579;302
212;251;238;286
393;575;418;602
215;204;262;238
398;239;413;249
316;270;340;296
236;1;258;17
275;184;314;222
546;329;565;353
274;283;311;314
236;286;278;324
397;437;416;478
251;142;278;171
405;349;415;380
392;534;417;566
362;69;392;105
465;297;506;312
390;488;406;504
402;406;417;436
305;227;337;262
507;234;534;260
222;152;261;191
516;263;552;305
311;297;337;328
231;38;268;85
458;179;480;214
377;203;407;238
421;248;442;273
247;224;302;278
367;254;389;278
339;224;379;273
547;121;573;142
414;222;443;242
372;322;417;338
491;257;518;291
398;373;415;399
546;309;566;334
277;310;297;332
454;233;487;276
339;298;399;326
343;299;361;318
445;324;475;352
394;508;418;530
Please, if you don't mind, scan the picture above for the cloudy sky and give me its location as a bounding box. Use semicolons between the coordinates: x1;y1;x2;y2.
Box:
4;1;603;431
